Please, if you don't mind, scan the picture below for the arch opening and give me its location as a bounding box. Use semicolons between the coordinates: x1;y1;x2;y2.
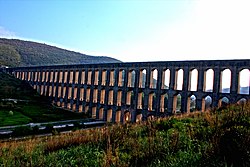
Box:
220;69;231;93
124;111;131;123
204;95;212;111
107;109;113;122
93;89;98;103
94;70;99;85
137;92;144;109
188;95;196;113
109;70;115;86
101;70;107;86
189;69;198;91
127;70;136;87
150;69;158;89
162;69;170;89
218;97;230;107
87;70;92;85
148;92;156;111
100;89;105;104
238;69;249;94
204;69;214;92
139;69;146;88
118;70;125;87
173;94;182;113
99;108;104;120
175;69;183;90
115;110;121;123
160;93;168;112
117;90;122;106
237;98;247;105
92;107;97;119
74;70;79;84
136;113;142;122
126;91;134;105
108;90;114;105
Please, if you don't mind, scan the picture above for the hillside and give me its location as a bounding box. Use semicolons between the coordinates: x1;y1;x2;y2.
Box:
0;38;121;67
0;72;88;126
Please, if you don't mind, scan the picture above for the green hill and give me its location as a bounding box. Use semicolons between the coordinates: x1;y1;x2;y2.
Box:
0;72;88;126
0;38;121;67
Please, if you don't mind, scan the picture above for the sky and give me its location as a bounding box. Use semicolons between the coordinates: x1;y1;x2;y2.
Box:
0;0;250;63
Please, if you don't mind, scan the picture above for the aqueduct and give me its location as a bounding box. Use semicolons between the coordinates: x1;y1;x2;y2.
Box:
5;59;250;123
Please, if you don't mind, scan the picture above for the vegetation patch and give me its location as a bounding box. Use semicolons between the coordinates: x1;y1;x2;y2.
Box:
0;101;249;167
0;110;32;126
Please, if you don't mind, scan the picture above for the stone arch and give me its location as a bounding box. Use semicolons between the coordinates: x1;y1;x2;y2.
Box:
237;98;247;105
67;86;72;99
86;88;91;102
203;95;212;111
67;103;71;110
220;68;231;93
92;107;97;119
101;69;107;86
94;70;99;85
118;69;125;87
80;70;85;84
175;69;183;90
162;69;170;89
80;88;84;101
63;70;68;83
160;93;168;112
108;89;114;105
238;69;249;94
87;70;92;85
204;69;214;92
150;68;158;89
127;70;136;87
54;70;58;83
93;89;98;103
73;87;77;100
137;91;144;109
57;86;62;98
115;110;121;123
189;68;198;91
126;90;134;105
218;97;230;107
124;110;131;122
148;92;156;111
109;69;115;86
107;109;113;122
72;104;76;111
187;94;196;113
136;113;142;122
63;86;67;98
69;70;73;84
99;107;104;120
139;69;146;88
100;89;105;104
84;105;89;114
78;104;83;112
74;70;79;84
117;90;122;106
173;93;182;114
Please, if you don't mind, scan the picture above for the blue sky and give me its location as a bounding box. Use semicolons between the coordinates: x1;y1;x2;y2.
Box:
0;0;250;62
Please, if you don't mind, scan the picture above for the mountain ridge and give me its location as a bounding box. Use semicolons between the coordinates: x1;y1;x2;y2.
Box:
0;38;121;67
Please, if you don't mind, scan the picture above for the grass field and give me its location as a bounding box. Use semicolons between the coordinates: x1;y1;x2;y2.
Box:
0;101;249;167
0;110;32;126
0;102;88;127
0;72;88;127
